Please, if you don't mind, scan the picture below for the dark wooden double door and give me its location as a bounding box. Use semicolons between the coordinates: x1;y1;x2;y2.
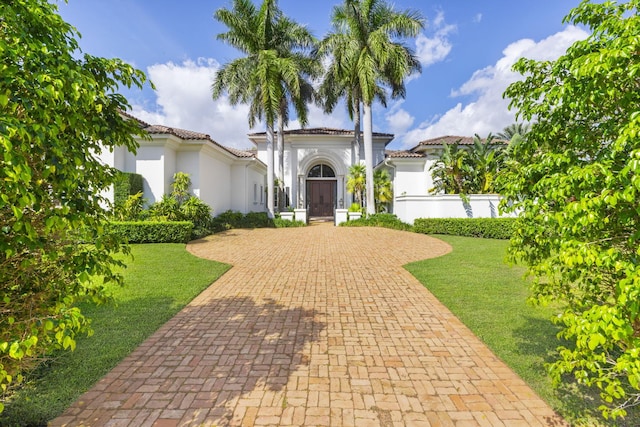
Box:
307;180;336;217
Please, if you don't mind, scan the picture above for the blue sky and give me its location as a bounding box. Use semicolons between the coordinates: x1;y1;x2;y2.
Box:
57;0;587;150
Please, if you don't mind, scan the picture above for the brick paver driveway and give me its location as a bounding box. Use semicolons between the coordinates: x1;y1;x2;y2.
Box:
52;224;564;426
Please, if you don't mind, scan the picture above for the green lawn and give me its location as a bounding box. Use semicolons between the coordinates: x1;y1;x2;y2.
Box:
405;235;639;427
0;244;229;426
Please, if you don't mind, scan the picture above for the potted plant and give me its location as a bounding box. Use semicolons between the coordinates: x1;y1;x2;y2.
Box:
280;206;294;221
348;202;362;221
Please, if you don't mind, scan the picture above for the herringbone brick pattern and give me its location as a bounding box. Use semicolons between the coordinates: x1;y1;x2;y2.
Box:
51;224;565;426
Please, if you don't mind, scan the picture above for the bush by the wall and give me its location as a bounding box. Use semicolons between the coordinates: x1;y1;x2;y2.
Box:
413;217;517;239
108;221;193;243
211;210;274;232
113;172;143;207
273;218;306;228
340;213;413;231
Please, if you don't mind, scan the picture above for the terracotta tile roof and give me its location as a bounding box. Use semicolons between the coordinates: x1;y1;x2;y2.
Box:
144;125;210;140
119;111;258;161
248;127;394;138
224;146;256;158
417;135;475;146
415;135;507;147
119;110;150;128
146;125;258;159
385;150;425;158
385;135;508;161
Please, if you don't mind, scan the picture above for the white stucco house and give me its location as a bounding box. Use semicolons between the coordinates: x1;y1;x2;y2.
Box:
102;113;504;223
248;128;393;217
100;114;267;215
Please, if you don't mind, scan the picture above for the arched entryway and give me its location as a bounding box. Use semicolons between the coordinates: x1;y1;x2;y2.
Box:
306;164;337;218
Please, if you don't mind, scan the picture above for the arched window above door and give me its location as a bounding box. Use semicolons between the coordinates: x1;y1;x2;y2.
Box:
308;164;335;178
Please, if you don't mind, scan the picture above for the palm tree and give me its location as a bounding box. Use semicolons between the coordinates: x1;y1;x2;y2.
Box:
316;36;386;166
468;133;502;193
212;0;313;218
320;0;424;215
346;163;366;208
373;168;393;212
497;122;530;141
429;142;471;195
273;18;319;211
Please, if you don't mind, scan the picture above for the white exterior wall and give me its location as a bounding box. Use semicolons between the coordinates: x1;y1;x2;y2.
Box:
135;145;172;204
388;159;429;198
394;194;506;224
196;147;233;213
230;164;246;212
230;162;266;213
176;150;201;197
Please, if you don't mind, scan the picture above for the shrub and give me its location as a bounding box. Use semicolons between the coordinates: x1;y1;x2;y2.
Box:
113;192;146;221
113;172;143;208
211;210;245;232
413;217;517;239
108;221;193;243
243;212;273;228
0;0;148;411
348;202;361;213
179;197;213;231
211;210;274;232
273;218;306;228
340;213;413;231
148;195;181;221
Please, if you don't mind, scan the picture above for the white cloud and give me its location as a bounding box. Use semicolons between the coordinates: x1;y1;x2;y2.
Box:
131;58;256;149
385;101;414;136
132;57;353;148
415;11;457;68
400;25;589;149
473;13;483;23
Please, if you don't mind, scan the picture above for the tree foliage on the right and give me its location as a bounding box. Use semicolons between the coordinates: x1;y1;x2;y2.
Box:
501;0;640;419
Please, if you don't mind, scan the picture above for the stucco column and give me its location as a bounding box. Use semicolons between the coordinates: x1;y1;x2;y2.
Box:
291;147;298;208
338;175;345;208
298;175;305;208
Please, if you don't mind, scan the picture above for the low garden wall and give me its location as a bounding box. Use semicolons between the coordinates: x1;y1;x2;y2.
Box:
393;194;509;225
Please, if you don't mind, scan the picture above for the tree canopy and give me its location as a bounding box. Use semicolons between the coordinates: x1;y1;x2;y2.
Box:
0;0;148;410
501;0;640;419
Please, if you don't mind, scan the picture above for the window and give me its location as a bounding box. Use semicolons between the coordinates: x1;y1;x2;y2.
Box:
260;185;264;204
308;164;335;178
253;183;258;203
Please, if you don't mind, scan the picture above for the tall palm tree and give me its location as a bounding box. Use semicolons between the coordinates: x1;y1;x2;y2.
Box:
273;18;319;210
212;0;312;218
320;0;424;215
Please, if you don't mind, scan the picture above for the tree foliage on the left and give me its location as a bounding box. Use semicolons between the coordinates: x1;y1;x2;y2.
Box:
0;0;148;411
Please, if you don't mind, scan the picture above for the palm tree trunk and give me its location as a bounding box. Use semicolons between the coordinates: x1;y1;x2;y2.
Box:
277;113;285;211
266;123;275;219
363;103;375;215
353;101;361;164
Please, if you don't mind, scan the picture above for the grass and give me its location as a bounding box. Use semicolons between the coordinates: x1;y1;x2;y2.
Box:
405;235;639;426
0;243;229;427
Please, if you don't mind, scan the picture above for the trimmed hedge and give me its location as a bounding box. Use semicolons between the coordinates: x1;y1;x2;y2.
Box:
273;218;306;228
413;217;517;239
108;221;193;243
340;213;413;231
114;172;143;207
211;210;274;232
